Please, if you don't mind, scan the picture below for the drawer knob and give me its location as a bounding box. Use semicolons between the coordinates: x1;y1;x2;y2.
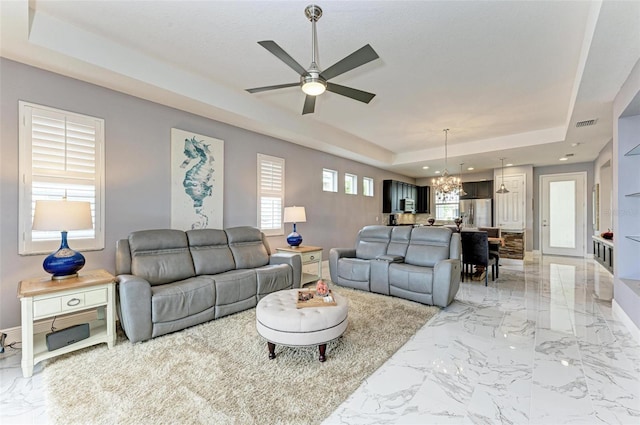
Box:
67;298;81;307
310;255;315;260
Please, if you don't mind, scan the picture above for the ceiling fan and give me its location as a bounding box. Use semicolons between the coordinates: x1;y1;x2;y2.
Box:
246;4;380;115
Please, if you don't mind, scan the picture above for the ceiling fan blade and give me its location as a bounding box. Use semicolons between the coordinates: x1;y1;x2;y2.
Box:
246;82;300;93
320;44;379;81
302;95;316;115
258;40;307;76
326;83;376;104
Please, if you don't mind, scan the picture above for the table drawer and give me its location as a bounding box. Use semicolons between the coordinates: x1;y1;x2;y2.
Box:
33;288;107;319
301;251;321;263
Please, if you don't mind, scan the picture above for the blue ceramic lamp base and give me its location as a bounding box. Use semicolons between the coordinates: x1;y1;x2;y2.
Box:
43;231;86;280
286;223;303;247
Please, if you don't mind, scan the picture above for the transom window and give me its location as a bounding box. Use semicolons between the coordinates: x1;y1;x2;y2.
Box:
323;168;338;192
363;177;374;197
345;173;358;195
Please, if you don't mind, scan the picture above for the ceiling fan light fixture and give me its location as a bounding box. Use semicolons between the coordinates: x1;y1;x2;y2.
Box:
301;74;327;96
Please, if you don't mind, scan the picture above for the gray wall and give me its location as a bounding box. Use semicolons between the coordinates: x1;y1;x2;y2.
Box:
0;59;409;329
532;162;595;253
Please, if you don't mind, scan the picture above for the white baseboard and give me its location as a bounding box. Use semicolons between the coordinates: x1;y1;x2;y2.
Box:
1;310;105;348
612;299;640;344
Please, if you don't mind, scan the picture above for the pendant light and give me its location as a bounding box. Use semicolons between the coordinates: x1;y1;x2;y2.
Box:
496;158;510;194
432;129;460;195
458;163;467;196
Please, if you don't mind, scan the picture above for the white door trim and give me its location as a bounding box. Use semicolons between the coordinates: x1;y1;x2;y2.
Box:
539;171;588;257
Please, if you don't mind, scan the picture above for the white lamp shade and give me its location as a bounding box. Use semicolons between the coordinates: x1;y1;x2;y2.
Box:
32;200;93;231
283;206;306;223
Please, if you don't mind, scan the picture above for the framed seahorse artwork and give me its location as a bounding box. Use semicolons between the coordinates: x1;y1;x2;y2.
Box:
170;128;224;230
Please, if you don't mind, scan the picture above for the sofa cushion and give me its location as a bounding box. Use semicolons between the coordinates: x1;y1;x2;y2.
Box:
256;264;292;296
129;229;195;285
226;227;270;269
212;269;258;306
388;263;434;294
150;276;215;322
186;229;236;275
355;226;392;260
405;227;452;267
337;257;371;282
387;226;412;257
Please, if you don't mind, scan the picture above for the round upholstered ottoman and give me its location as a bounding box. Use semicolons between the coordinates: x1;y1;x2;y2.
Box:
256;289;348;362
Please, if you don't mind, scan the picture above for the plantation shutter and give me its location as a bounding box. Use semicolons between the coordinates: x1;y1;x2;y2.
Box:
257;154;284;236
19;102;105;254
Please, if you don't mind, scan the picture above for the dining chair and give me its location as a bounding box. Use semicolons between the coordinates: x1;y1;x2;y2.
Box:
478;226;501;278
461;230;497;286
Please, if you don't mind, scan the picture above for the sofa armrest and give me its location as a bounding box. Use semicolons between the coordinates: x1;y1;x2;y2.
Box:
117;274;153;343
329;248;356;283
432;259;461;308
269;252;302;288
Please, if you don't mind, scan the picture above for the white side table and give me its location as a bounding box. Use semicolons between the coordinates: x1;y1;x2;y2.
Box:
275;245;323;286
18;269;116;378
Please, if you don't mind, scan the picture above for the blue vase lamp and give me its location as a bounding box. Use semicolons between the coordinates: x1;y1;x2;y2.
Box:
283;206;306;247
32;200;94;280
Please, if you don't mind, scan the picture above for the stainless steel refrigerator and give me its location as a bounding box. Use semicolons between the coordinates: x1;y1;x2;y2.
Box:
459;199;492;228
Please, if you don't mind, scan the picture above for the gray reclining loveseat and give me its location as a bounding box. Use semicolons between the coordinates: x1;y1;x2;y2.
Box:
116;226;301;343
329;225;461;307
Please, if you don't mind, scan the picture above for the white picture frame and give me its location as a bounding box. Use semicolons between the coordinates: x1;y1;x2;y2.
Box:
170;128;224;230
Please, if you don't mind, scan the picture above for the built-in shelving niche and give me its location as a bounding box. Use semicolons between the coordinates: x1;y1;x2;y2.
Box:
624;144;640;241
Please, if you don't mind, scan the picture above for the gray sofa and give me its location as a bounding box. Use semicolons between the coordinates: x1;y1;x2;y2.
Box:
329;225;461;307
115;226;301;343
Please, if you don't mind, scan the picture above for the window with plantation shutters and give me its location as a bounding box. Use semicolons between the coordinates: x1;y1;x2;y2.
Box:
257;154;284;236
19;101;105;254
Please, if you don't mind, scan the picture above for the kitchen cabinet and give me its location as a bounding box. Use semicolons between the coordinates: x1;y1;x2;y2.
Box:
383;180;419;213
459;181;493;199
476;180;493;199
416;186;430;213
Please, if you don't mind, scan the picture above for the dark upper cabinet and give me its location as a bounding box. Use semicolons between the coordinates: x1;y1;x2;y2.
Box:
382;180;393;213
460;180;493;199
383;179;421;213
416;186;430;213
459;182;477;199
476;180;493;199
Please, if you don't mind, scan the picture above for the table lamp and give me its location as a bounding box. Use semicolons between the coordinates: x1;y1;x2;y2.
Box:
32;199;93;280
283;206;306;247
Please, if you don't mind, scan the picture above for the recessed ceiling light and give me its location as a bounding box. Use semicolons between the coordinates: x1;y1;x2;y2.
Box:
422;166;429;169
506;163;513;167
467;167;474;171
435;170;441;174
559;157;568;161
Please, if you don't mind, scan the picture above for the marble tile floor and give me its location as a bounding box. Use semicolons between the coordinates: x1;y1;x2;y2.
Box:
324;256;640;424
1;256;638;424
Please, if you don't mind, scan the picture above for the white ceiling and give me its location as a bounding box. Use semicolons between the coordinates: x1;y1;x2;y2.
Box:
2;0;639;178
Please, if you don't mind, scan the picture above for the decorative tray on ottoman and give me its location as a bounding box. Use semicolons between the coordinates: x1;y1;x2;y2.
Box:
296;289;337;308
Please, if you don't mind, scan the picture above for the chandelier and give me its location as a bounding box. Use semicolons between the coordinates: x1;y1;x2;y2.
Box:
432;129;460;196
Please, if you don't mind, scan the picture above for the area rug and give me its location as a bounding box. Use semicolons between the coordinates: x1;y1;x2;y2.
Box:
43;286;439;425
